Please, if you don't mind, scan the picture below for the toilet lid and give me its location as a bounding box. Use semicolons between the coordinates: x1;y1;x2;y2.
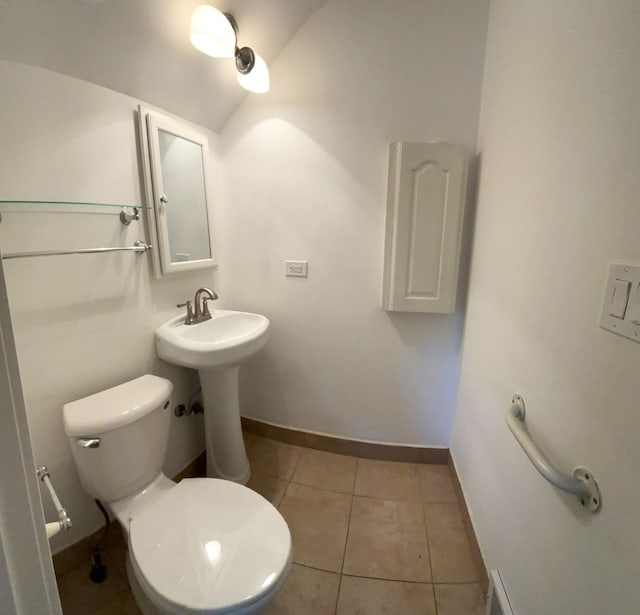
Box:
129;478;291;615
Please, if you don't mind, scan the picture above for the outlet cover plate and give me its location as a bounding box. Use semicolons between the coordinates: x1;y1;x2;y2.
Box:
285;260;308;277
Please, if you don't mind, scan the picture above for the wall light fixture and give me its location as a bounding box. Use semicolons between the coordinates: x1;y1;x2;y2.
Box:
190;5;270;94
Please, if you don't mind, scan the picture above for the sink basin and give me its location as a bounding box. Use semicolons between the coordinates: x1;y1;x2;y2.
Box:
155;310;270;369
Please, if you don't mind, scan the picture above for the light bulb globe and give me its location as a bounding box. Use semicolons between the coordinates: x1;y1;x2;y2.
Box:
237;52;270;93
190;5;236;58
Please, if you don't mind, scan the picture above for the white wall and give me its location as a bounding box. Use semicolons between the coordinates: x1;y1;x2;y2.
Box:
0;60;225;552
221;0;489;446
451;2;640;613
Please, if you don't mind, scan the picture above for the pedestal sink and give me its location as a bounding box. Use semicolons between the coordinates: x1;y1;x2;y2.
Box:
155;310;269;484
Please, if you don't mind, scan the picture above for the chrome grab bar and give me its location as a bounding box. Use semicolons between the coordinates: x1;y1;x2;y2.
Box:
2;240;152;260
37;466;73;539
506;394;602;513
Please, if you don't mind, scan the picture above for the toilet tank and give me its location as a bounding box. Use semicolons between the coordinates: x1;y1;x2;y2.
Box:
63;375;173;503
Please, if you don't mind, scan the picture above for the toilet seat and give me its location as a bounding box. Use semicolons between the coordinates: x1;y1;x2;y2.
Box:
129;478;291;614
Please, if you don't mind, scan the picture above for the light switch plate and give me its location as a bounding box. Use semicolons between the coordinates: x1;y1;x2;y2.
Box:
600;263;640;343
285;260;308;277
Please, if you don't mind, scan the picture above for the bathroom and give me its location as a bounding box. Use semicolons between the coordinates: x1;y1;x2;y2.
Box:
1;1;639;614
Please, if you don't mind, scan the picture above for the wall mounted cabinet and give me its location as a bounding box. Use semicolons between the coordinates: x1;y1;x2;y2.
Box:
382;142;469;313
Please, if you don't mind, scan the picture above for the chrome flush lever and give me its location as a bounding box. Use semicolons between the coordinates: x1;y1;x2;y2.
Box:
77;438;101;449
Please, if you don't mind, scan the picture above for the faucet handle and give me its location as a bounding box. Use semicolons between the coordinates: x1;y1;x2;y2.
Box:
202;294;218;316
177;300;194;325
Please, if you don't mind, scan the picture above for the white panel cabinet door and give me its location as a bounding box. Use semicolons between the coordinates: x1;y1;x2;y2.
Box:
382;142;469;313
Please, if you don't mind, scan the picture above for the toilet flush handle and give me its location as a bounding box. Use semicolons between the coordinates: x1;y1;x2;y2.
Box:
76;437;101;449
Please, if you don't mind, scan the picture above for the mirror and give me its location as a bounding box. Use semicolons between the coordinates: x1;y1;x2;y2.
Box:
138;106;216;277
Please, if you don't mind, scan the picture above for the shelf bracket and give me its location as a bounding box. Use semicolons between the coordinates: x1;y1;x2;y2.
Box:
119;207;140;226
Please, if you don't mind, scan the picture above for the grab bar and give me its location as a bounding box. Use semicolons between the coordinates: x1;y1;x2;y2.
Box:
2;240;152;260
37;466;73;539
506;394;601;512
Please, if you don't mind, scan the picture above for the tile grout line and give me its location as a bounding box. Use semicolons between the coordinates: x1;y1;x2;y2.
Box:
251;435;456;499
276;474;292;512
289;445;305;479
432;581;485;586
416;460;439;614
288;477;453;503
292;561;476;587
252;436;481;608
289;479;355;496
334;457;358;615
421;498;438;615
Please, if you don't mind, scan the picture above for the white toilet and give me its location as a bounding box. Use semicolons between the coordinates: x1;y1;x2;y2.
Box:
63;374;291;615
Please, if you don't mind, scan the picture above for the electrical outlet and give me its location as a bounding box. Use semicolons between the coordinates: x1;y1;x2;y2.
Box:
285;260;308;277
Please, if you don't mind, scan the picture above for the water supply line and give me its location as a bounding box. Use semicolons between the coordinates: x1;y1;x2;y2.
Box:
175;387;204;417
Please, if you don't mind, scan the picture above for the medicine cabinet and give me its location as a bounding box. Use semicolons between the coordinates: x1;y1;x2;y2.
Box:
138;106;216;278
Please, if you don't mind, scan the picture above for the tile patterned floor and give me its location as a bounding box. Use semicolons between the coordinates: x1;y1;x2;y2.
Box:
55;433;485;614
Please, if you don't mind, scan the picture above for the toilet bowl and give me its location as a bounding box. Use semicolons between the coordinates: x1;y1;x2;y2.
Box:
63;375;291;614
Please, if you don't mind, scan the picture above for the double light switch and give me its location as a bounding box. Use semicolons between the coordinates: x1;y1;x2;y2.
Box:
600;263;640;342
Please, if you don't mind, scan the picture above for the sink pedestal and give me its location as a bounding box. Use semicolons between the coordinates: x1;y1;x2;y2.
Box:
199;365;250;484
155;309;269;485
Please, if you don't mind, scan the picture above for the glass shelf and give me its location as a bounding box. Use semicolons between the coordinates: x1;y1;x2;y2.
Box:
0;200;149;209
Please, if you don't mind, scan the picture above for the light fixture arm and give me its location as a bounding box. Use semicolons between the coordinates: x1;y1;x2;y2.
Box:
223;12;256;75
223;13;239;37
190;6;269;93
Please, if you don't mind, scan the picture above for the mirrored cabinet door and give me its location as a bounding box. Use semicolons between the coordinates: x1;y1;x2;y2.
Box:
138;106;217;277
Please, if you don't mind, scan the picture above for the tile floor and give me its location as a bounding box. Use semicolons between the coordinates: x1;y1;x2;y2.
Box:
55;433;486;614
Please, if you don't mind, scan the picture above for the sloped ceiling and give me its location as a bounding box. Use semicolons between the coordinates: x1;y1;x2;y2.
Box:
0;0;326;131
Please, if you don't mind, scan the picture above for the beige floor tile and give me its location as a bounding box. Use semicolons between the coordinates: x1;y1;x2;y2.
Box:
56;550;128;615
53;542;93;581
418;465;458;503
243;430;258;453
435;583;486;615
263;564;340;615
94;587;142;615
354;459;422;501
247;436;304;480
247;470;289;507
424;503;477;582
336;576;436;615
279;483;352;572
105;538;128;572
292;449;358;494
343;497;430;582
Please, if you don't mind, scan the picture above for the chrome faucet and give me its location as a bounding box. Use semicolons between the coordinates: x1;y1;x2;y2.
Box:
177;287;219;325
194;287;218;322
